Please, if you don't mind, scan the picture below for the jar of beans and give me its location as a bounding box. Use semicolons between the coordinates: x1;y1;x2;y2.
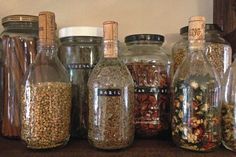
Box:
222;58;236;152
172;26;188;74
172;24;232;78
123;34;171;137
58;27;102;139
0;15;38;138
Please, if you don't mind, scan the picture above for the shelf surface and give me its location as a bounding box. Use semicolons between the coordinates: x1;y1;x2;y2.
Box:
0;137;235;157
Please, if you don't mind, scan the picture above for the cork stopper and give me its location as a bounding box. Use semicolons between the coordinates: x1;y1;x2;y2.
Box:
103;21;118;58
38;11;56;44
188;16;205;42
103;21;118;41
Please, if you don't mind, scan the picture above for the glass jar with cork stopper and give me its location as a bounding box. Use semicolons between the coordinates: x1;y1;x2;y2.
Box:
87;21;134;150
171;16;221;152
20;11;72;149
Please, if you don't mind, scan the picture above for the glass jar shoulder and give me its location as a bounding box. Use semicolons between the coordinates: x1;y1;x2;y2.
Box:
88;58;133;88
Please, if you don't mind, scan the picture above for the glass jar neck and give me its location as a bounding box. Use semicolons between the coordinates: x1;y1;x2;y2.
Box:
126;43;163;56
37;41;58;58
2;22;38;34
60;36;102;44
104;40;118;58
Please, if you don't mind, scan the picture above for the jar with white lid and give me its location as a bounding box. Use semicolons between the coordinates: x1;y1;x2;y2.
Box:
58;26;103;138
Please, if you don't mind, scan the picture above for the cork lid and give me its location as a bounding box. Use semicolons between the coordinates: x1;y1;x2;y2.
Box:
103;21;118;41
188;16;206;41
38;11;56;43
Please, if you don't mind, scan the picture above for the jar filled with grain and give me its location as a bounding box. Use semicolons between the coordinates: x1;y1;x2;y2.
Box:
88;21;134;150
222;58;236;152
0;14;38;139
20;11;72;149
58;27;102;138
205;24;232;78
172;26;188;74
123;34;171;137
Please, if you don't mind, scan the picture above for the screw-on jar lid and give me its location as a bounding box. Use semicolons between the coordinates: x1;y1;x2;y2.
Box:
59;26;103;38
180;24;222;34
125;34;165;43
2;15;38;25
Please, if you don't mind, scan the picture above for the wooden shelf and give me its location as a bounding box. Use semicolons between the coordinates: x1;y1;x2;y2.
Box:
0;137;235;157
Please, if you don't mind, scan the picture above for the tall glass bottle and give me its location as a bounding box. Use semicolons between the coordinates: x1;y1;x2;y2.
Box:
87;21;134;150
20;11;72;149
171;16;221;152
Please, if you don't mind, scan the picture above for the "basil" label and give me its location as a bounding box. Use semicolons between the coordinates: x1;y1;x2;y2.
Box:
67;63;94;69
135;87;168;94
98;89;121;96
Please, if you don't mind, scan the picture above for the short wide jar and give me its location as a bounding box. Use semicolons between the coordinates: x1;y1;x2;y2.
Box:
123;34;171;137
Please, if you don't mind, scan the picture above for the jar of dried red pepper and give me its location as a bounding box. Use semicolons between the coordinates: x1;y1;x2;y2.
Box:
123;34;171;137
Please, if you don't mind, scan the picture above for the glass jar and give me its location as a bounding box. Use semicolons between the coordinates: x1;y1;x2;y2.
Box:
172;17;221;152
20;11;71;149
88;21;134;150
172;24;232;78
58;26;102;138
123;34;171;137
205;24;232;79
172;26;188;74
222;59;236;152
0;15;38;138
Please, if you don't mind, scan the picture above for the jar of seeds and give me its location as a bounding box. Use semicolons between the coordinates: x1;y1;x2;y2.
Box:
88;21;134;150
172;26;188;74
21;12;72;149
1;14;38;138
123;34;171;137
222;58;236;152
172;24;232;78
172;16;221;152
59;27;102;138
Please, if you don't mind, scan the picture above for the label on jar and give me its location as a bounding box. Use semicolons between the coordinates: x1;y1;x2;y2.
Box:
135;87;168;94
67;63;94;69
97;89;121;96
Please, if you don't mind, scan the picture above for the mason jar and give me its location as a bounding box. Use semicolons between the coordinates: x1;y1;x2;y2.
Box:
123;34;171;137
58;27;102;138
1;15;38;138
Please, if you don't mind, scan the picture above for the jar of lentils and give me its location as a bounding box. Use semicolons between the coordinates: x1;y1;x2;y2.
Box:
172;24;232;78
58;27;102;138
123;34;171;137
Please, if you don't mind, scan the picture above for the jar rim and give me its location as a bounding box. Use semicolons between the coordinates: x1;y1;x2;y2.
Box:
2;15;38;25
125;34;165;43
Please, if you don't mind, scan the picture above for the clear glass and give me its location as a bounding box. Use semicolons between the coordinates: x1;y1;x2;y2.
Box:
172;42;221;152
20;42;72;149
222;59;236;152
1;19;38;138
123;41;171;137
87;42;134;150
205;30;232;79
172;33;188;74
59;36;102;138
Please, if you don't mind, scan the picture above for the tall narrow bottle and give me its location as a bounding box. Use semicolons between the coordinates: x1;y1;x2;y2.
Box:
20;11;72;149
171;16;221;151
87;21;134;150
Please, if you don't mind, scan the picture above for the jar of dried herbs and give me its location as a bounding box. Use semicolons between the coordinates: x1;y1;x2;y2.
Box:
21;11;72;149
172;16;221;152
222;58;236;152
88;21;134;150
123;34;171;137
0;15;38;138
172;24;232;78
172;26;188;74
59;27;102;138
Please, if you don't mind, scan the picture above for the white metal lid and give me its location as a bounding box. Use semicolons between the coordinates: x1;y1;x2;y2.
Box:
59;26;103;38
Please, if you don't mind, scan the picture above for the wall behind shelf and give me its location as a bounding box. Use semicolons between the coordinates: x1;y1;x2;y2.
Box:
0;0;213;51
